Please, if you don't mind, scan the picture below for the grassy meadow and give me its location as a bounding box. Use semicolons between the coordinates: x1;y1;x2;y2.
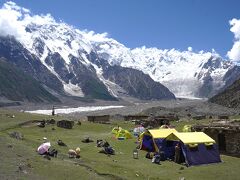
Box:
0;109;239;180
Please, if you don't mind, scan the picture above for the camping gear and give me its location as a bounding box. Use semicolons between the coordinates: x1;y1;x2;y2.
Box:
112;127;132;140
48;148;58;157
115;129;132;140
57;139;67;146
105;146;115;155
97;139;104;147
43;137;48;143
99;146;115;155
152;153;161;164
165;132;221;166
37;142;51;155
133;149;139;159
97;140;115;155
140;128;177;152
82;137;94;143
97;140;110;147
38;121;45;128
133;126;145;136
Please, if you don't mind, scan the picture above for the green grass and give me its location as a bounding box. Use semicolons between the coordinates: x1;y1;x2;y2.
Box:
0;110;240;180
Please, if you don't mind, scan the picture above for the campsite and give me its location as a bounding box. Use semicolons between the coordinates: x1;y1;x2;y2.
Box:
0;109;240;180
1;1;240;180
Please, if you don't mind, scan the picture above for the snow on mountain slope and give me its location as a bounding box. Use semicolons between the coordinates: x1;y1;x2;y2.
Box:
0;2;237;99
129;48;232;97
0;2;177;100
88;36;233;98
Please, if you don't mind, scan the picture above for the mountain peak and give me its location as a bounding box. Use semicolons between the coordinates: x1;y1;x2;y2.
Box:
0;2;238;100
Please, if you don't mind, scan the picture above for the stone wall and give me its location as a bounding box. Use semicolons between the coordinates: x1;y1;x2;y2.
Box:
124;115;149;121
192;115;206;120
203;129;240;157
57;120;74;129
225;132;240;155
87;115;110;123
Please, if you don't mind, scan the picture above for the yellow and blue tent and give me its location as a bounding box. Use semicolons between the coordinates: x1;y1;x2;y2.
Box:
111;127;121;135
165;132;221;166
115;129;132;140
139;128;177;152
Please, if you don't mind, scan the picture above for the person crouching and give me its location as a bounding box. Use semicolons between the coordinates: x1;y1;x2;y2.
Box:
68;147;80;158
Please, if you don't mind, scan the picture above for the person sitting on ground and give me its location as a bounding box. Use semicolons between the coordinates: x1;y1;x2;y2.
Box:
97;139;109;147
152;152;161;164
97;139;103;147
68;149;77;158
103;141;110;147
48;148;58;157
39;148;58;160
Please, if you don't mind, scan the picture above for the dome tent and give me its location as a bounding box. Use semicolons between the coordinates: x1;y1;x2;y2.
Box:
112;126;121;135
115;129;132;140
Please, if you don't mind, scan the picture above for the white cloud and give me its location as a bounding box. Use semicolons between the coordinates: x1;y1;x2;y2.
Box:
0;1;56;44
227;18;240;62
227;41;240;61
0;1;26;38
0;1;110;58
188;47;192;51
23;13;55;26
82;30;109;42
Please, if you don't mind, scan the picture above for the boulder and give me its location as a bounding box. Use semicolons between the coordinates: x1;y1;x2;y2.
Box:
9;132;23;140
46;119;56;124
57;120;74;129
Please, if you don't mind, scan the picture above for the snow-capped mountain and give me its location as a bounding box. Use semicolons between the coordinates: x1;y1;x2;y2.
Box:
0;2;238;101
85;33;234;98
0;2;176;101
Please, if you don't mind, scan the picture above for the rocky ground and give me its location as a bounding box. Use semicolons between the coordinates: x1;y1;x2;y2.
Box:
2;97;239;119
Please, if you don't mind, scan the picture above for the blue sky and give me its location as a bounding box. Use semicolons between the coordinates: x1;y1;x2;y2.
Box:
1;0;240;57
